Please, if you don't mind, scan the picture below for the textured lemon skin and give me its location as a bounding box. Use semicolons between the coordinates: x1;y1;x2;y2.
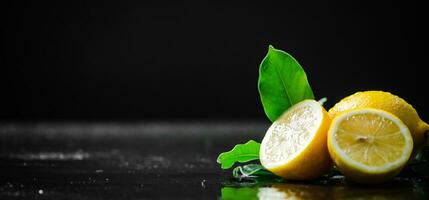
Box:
263;104;332;180
327;109;413;184
329;91;428;155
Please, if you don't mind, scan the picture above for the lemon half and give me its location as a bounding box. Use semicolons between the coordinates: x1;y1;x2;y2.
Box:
329;91;428;156
328;108;413;183
260;100;332;180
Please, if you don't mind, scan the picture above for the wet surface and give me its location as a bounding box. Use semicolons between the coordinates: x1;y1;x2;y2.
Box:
0;122;428;199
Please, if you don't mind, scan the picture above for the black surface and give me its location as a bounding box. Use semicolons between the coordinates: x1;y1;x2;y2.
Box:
1;122;428;199
1;0;422;120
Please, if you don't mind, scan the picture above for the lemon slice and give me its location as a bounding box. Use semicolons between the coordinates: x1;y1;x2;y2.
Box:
328;91;429;158
328;108;413;183
260;100;332;180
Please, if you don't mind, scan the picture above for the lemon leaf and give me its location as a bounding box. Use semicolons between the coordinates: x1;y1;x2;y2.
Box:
217;140;260;169
258;45;314;122
232;164;277;179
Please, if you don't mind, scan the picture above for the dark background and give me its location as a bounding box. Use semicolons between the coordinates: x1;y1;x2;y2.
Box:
1;0;421;121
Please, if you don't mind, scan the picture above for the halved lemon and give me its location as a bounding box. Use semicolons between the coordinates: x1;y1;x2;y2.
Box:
328;108;413;183
260;100;332;180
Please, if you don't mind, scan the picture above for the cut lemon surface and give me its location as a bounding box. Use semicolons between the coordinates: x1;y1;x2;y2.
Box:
328;91;429;157
260;100;332;180
328;108;413;183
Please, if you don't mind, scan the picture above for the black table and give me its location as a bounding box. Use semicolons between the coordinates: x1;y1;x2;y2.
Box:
1;122;428;199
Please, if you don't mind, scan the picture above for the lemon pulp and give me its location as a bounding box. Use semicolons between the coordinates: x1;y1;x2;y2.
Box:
328;108;413;183
262;103;321;166
260;100;331;180
329;90;428;156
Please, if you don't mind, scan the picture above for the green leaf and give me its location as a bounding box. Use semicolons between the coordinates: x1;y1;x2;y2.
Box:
258;45;315;122
232;164;278;179
217;140;260;169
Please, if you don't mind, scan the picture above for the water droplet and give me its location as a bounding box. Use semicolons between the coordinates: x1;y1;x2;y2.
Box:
201;179;206;188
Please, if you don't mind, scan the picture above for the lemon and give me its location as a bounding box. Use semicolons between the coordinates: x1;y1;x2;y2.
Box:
329;91;428;155
260;100;332;180
328;108;413;183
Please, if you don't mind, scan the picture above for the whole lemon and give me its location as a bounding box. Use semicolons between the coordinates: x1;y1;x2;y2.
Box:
329;91;429;156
